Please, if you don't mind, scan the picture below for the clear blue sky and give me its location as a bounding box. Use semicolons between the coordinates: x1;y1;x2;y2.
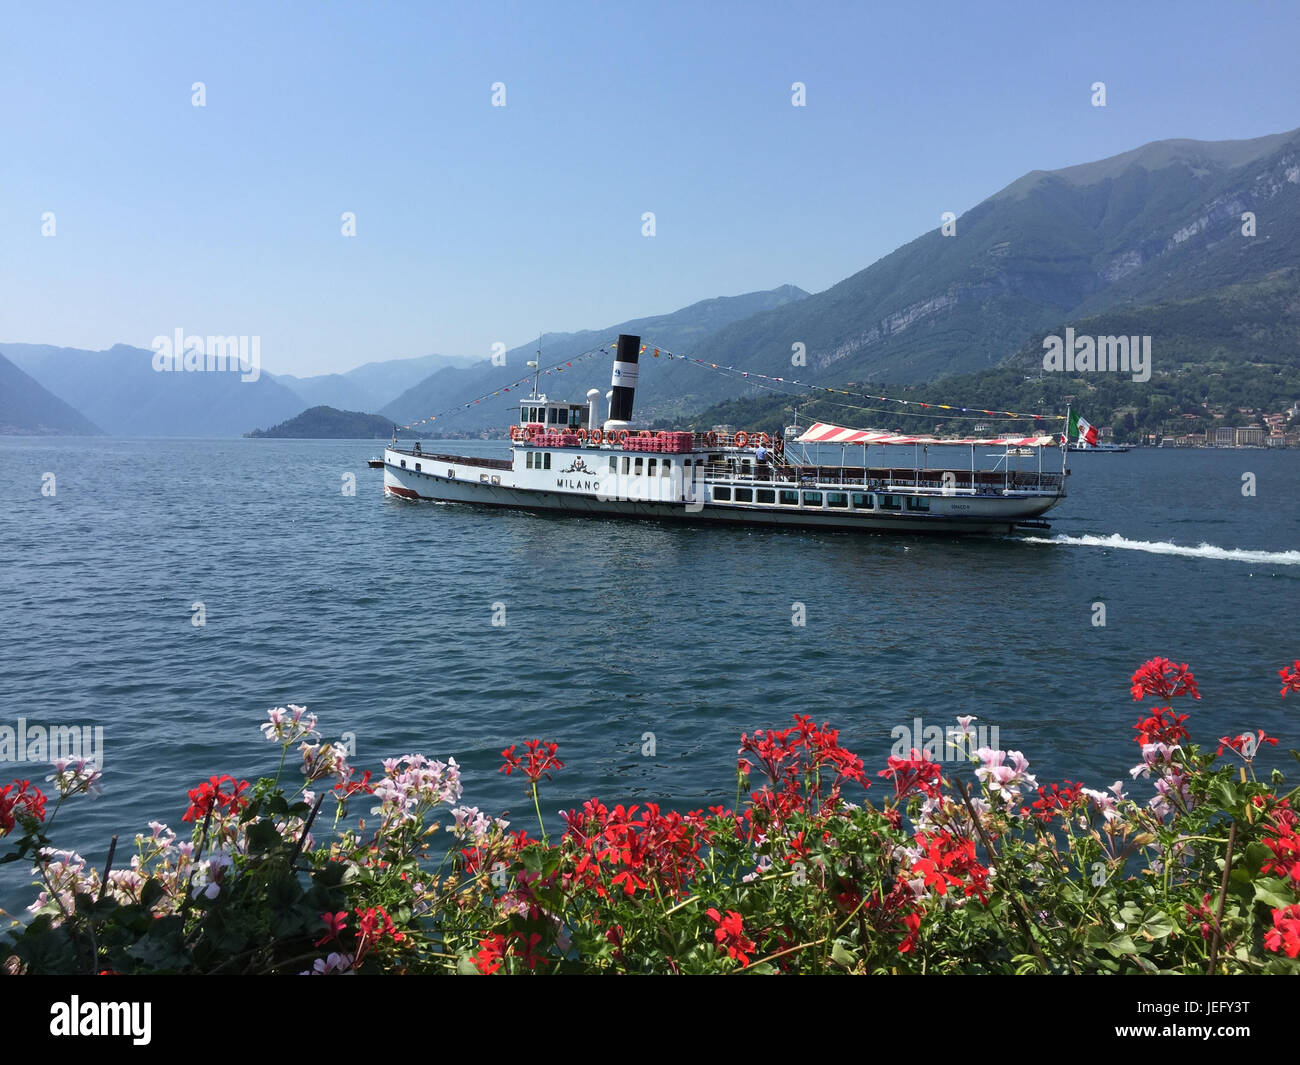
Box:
3;1;1298;376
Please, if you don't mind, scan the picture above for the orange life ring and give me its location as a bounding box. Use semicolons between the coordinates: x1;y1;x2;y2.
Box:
706;431;719;446
577;427;588;442
757;432;770;446
734;431;750;448
589;428;603;445
509;425;520;441
616;429;630;445
521;426;534;442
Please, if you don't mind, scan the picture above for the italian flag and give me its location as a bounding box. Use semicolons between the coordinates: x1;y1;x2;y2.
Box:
1068;411;1099;446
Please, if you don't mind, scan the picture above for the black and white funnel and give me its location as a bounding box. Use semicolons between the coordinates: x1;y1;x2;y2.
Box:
603;334;640;431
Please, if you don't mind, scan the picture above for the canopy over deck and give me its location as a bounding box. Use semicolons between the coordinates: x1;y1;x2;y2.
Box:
794;422;1057;448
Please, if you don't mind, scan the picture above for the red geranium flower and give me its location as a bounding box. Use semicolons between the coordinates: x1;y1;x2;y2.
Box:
1132;708;1190;746
912;832;990;902
315;911;348;947
1030;781;1083;824
0;780;47;835
500;740;564;784
1216;731;1278;761
333;769;374;797
706;908;756;967
1130;657;1200;702
473;933;507;974
898;911;922;955
1279;660;1300;698
181;774;250;823
472;931;544;973
878;749;942;799
1264;905;1300;958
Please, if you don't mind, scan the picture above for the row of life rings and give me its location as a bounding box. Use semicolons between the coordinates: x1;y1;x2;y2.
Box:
508;425;775;449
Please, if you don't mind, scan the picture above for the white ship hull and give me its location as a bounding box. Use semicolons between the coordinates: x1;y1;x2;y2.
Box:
382;446;1063;535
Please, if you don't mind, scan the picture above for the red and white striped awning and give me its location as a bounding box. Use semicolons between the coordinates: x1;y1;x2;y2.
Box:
794;422;1057;447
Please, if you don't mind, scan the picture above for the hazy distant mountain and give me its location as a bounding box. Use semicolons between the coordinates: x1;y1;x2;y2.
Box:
672;126;1300;400
3;343;306;437
271;352;479;412
343;353;480;402
267;372;385;414
0;351;103;435
247;405;408;439
380;285;810;429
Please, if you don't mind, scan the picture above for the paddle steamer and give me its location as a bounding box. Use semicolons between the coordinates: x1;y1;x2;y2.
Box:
379;335;1067;534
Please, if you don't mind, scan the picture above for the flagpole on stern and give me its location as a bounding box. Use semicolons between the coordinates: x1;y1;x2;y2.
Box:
1062;403;1071;481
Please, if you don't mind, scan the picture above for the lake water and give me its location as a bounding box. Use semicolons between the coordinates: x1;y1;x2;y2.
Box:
1;437;1297;909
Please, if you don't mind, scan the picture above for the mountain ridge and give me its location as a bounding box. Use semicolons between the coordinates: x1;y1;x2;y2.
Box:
0;351;104;435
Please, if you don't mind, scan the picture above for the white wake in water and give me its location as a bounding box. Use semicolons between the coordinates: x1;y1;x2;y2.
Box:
1021;533;1300;566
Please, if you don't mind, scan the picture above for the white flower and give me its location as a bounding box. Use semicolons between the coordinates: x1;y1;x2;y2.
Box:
262;705;319;745
1080;788;1122;822
1130;742;1179;780
974;748;1037;801
47;758;102;798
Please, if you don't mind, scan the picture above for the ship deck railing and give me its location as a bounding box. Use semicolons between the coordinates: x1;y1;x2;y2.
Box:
387;447;513;471
714;463;1064;494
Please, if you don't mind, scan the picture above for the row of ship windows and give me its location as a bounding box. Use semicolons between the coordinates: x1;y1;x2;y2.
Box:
712;487;932;512
524;453;703;475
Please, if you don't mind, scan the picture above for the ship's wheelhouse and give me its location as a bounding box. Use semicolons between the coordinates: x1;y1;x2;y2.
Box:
519;400;588;429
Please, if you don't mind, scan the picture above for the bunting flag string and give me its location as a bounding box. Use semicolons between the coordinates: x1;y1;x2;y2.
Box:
397;341;617;431
397;335;1065;433
640;339;1067;423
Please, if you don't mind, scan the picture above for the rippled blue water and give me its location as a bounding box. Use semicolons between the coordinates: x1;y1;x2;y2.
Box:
1;437;1297;909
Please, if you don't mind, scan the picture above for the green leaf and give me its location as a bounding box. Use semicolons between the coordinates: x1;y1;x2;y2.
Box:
830;940;858;968
1253;877;1297;910
1105;934;1137;957
1140;910;1174;940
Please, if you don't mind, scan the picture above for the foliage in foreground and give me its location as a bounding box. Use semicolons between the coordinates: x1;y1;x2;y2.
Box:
3;656;1300;975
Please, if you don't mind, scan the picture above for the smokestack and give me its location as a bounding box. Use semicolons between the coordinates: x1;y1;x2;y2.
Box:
604;334;640;430
586;388;600;431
